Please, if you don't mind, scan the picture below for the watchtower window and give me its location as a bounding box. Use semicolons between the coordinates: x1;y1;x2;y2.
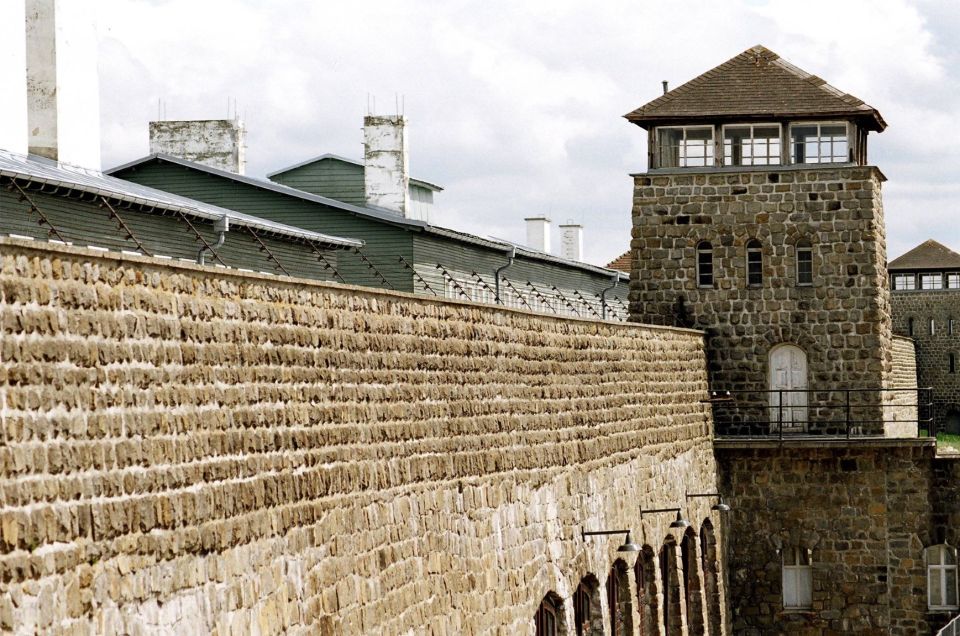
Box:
922;273;943;290
796;240;813;285
723;124;781;166
697;242;714;287
893;274;916;291
746;240;763;287
790;122;849;164
949;273;960;289
656;126;714;168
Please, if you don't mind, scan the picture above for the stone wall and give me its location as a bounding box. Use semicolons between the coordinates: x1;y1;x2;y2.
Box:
717;440;938;635
0;238;723;635
891;290;960;433
630;166;896;435
886;335;919;436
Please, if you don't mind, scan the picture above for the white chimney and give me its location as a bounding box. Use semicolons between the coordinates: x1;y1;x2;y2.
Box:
149;119;247;174
559;222;583;261
364;115;410;216
525;216;552;253
0;2;28;155
25;0;101;169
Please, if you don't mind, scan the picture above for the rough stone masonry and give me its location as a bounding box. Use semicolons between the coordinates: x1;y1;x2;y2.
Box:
0;238;724;635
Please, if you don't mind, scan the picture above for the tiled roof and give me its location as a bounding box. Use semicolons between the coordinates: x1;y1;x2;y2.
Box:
607;250;632;273
625;45;886;131
889;240;960;271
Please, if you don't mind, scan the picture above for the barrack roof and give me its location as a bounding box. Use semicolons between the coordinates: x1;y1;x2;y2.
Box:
266;153;444;192
625;45;886;132
889;240;960;271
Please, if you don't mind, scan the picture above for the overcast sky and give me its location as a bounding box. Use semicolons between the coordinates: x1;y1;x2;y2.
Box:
88;0;960;266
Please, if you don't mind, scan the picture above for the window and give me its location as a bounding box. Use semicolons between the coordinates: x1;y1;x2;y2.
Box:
656;126;714;168
535;594;563;636
790;122;849;164
950;353;956;374
949;273;960;289
782;547;812;609
950;318;955;336
697;242;713;287
922;273;944;290
908;317;915;337
893;274;916;291
927;544;959;610
796;240;813;285
931;318;937;336
746;240;763;287
723;124;781;166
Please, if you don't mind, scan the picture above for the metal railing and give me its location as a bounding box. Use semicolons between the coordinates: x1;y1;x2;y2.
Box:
707;387;934;439
937;613;960;636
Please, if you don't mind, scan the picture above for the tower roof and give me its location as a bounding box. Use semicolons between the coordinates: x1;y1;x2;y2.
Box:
625;45;886;131
889;240;960;271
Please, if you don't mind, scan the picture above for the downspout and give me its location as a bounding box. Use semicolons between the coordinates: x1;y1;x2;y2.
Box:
600;274;619;320
198;216;229;265
494;246;516;305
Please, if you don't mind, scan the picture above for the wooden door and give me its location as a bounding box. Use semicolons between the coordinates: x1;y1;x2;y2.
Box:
769;345;808;430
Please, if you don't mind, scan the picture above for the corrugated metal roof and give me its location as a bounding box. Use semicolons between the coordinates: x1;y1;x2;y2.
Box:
266;153;444;192
108;154;627;280
0;150;363;248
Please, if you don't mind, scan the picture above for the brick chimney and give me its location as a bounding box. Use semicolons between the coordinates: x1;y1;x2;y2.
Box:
149;119;247;174
25;0;101;169
363;115;410;216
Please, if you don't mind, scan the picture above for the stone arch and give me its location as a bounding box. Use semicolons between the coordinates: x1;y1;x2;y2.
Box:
681;527;706;636
573;573;603;636
660;536;684;636
699;519;723;636
634;545;660;636
534;591;566;636
606;559;633;636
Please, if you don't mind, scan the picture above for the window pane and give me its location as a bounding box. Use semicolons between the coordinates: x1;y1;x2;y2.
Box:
783;568;797;606
658;128;683;168
948;568;958;606
931;568;943;605
798;249;813;285
948;273;960;289
922;274;943;290
796;568;812;607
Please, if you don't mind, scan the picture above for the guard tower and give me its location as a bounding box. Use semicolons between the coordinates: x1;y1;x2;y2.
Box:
625;45;907;436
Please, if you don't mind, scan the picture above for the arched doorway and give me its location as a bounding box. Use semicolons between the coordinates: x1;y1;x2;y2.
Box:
945;408;960;435
534;591;566;636
606;559;633;636
681;528;705;636
635;546;660;636
574;574;603;636
660;537;684;636
769;344;808;431
700;520;722;636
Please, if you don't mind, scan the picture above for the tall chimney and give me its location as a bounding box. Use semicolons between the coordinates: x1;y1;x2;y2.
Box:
525;216;552;253
0;2;28;155
25;0;101;169
363;115;410;216
559;222;583;261
149;119;247;174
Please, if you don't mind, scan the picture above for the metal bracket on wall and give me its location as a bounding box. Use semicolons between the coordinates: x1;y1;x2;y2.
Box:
572;289;602;319
470;272;498;300
436;264;471;300
354;248;394;290
550;285;581;317
7;180;69;243
524;281;558;314
500;276;532;310
398;256;438;296
246;227;290;277
99;196;152;256
307;241;346;284
175;212;227;267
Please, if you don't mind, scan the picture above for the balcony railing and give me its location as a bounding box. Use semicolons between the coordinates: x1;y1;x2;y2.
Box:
937;613;960;636
707;387;934;439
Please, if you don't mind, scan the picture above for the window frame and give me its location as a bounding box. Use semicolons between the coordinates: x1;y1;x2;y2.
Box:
746;239;763;287
697;241;714;288
927;544;959;611
782;547;813;610
722;122;783;167
921;273;944;290
535;595;561;636
789;121;850;165
655;125;716;169
893;273;916;291
948;273;960;289
796;240;814;286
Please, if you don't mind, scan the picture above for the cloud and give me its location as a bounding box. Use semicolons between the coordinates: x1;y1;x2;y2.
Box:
85;0;960;266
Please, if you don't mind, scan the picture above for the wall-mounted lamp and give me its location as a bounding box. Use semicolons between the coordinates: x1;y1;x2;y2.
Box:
640;507;690;529
581;528;642;553
685;492;732;512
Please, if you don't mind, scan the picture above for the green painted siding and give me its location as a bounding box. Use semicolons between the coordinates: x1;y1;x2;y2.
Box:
412;234;629;320
270;160;366;206
0;187;340;281
112;161;416;292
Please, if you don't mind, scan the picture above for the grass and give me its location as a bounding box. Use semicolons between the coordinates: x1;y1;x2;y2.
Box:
931;432;960;454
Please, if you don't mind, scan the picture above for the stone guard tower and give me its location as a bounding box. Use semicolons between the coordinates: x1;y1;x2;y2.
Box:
625;45;902;436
